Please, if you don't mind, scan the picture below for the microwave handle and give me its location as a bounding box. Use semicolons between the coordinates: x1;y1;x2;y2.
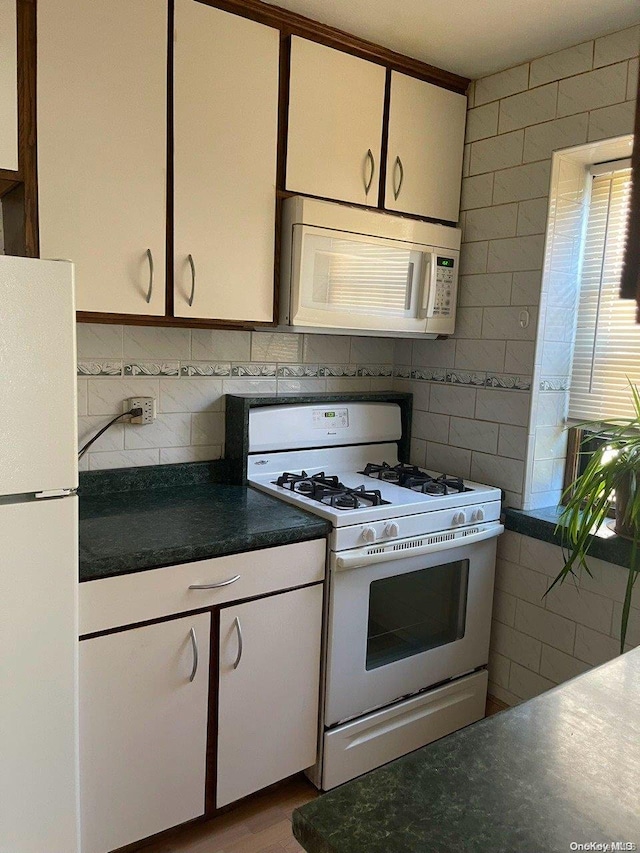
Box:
405;262;415;311
420;253;436;319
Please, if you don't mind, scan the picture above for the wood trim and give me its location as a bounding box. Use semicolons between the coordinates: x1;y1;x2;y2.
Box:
204;607;220;815
17;0;38;257
0;177;19;198
377;68;392;209
0;167;21;182
194;0;469;94
620;59;640;313
166;0;175;319
76;310;275;329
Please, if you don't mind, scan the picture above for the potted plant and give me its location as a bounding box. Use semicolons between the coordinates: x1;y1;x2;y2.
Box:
548;383;640;653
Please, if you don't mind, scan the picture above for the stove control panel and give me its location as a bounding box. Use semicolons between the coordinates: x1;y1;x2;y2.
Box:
312;408;349;429
333;501;502;553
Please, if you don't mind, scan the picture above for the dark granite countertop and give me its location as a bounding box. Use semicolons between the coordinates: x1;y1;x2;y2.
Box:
293;648;640;853
505;505;635;569
78;462;330;582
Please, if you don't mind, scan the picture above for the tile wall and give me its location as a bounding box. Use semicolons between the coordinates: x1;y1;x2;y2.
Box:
395;24;640;508
490;530;640;704
76;325;394;469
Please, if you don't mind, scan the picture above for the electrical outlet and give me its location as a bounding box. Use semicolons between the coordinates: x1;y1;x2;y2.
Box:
127;397;156;425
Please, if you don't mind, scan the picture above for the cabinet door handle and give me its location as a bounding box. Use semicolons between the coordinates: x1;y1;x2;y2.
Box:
189;574;241;590
233;616;243;670
187;253;196;307
189;627;198;682
393;155;404;200
145;249;154;304
364;148;375;195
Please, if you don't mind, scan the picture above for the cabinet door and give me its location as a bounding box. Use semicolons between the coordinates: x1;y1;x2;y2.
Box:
287;37;386;206
217;584;323;807
79;613;210;853
37;0;167;315
385;72;467;222
174;1;279;322
0;0;18;171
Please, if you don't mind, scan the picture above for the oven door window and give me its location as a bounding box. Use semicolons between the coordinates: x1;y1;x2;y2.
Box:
366;559;469;670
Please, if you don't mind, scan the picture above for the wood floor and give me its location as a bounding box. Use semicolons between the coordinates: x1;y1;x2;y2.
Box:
130;696;507;853
131;776;316;853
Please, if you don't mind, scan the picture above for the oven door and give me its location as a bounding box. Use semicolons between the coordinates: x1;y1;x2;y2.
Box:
324;535;498;727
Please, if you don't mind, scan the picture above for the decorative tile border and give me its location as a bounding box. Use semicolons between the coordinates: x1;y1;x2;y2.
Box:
180;362;231;377
124;362;180;377
231;363;277;377
486;373;532;391
448;370;487;386
539;376;570;392
357;364;393;377
77;361;122;377
393;365;411;379
411;368;447;382
319;364;357;377
277;364;319;378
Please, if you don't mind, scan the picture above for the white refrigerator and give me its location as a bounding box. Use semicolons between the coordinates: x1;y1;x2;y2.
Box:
0;256;79;853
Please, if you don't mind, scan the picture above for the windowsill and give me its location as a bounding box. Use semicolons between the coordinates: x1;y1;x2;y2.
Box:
503;506;636;570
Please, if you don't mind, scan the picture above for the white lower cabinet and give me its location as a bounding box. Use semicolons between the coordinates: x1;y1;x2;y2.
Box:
217;584;324;808
79;612;211;853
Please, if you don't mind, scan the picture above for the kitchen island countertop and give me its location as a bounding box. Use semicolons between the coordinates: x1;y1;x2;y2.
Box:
293;647;640;853
79;465;330;581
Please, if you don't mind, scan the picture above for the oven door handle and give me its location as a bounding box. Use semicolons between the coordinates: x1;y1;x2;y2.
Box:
333;523;504;571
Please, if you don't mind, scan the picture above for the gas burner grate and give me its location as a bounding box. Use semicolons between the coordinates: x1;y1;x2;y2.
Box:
317;484;387;510
274;471;390;509
275;471;341;494
360;462;424;484
404;473;468;495
361;462;472;495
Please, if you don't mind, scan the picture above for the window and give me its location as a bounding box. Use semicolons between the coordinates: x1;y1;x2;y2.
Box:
564;161;636;503
569;162;637;421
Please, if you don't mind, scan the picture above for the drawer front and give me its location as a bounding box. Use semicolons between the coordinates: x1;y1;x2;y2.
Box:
80;539;326;635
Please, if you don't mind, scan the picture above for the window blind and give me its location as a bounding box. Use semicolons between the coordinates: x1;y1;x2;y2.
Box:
568;166;639;422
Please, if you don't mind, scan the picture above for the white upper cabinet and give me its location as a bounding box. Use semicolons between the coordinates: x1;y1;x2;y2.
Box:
0;0;18;171
173;1;279;322
385;71;467;222
286;37;386;206
37;0;167;315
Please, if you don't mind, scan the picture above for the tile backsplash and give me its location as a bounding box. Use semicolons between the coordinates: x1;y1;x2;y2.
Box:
76;325;394;470
396;24;639;508
490;530;639;706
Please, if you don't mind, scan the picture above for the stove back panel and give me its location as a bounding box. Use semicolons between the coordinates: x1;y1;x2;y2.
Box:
248;402;401;453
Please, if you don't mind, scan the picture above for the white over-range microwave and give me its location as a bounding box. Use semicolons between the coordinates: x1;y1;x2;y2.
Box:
279;196;462;338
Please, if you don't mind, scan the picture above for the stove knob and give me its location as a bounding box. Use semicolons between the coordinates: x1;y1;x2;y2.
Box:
453;511;466;525
384;521;400;538
362;526;377;544
471;508;485;523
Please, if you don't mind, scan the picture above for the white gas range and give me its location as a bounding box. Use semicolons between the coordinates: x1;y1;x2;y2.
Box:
247;400;503;790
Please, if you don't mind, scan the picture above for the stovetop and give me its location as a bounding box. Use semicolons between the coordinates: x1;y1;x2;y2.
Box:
248;444;502;527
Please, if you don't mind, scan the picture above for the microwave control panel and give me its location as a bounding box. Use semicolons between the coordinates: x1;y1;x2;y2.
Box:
431;256;456;318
